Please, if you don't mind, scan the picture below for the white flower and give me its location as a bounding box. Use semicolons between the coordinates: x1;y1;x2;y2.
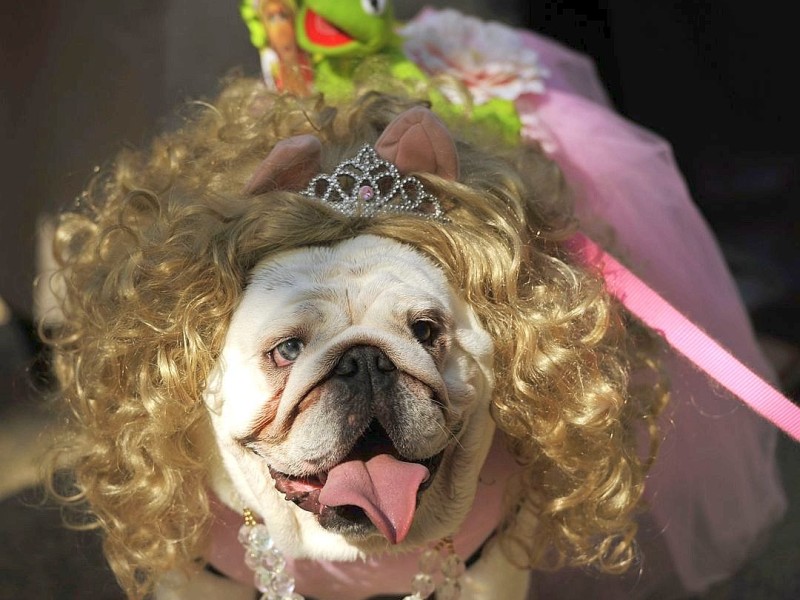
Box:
400;9;547;105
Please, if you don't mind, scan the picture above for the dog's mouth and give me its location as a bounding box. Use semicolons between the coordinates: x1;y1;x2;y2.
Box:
269;420;445;544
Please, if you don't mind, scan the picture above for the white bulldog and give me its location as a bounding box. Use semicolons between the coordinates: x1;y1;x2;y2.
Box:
44;91;657;600
170;234;528;598
156;107;536;600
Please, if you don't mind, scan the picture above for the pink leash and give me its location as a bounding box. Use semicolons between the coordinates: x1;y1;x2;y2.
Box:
572;233;800;442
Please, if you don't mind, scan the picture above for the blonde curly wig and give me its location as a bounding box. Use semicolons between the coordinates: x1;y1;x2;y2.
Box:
46;78;667;598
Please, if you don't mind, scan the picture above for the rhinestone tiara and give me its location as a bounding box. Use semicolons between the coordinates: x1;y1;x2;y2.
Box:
300;145;447;221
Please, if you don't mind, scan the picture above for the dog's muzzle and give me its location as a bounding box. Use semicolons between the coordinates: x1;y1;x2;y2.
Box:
269;345;446;544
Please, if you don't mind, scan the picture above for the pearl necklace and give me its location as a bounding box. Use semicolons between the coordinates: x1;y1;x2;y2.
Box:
239;507;465;600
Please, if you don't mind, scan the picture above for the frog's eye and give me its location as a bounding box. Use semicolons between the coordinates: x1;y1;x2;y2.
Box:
361;0;387;16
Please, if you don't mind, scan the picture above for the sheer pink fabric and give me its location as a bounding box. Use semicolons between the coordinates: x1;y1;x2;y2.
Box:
518;29;787;598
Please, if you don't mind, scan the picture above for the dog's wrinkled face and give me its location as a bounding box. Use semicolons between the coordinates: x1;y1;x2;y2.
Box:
206;235;495;559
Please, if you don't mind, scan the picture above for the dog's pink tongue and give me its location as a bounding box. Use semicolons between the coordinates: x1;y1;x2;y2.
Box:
318;454;429;544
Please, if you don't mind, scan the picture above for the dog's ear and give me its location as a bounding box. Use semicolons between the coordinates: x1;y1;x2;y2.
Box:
375;107;459;180
243;134;322;195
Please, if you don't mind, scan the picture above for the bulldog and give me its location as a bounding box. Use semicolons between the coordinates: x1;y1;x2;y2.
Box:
52;87;649;600
185;229;538;600
162;108;534;600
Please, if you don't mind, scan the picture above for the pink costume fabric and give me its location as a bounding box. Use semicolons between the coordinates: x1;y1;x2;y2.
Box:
209;10;787;599
516;25;787;599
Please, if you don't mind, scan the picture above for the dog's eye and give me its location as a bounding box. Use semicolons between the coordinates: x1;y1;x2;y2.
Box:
411;320;437;345
272;338;304;367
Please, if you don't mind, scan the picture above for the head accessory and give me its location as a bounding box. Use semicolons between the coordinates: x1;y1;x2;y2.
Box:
300;144;447;220
244;106;457;221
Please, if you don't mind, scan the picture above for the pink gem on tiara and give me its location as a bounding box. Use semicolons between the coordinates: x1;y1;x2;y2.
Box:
301;145;447;221
358;185;375;202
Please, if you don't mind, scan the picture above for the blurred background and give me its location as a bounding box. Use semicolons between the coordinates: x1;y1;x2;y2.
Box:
1;0;797;598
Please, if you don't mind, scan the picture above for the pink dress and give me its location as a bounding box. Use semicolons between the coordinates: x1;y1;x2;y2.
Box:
517;22;788;600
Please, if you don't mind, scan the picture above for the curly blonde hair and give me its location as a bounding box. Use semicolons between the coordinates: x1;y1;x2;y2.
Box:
45;78;666;598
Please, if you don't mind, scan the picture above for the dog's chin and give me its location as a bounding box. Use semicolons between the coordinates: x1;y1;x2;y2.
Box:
267;420;447;543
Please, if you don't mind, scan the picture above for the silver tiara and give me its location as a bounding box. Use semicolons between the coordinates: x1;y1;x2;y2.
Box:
300;145;447;221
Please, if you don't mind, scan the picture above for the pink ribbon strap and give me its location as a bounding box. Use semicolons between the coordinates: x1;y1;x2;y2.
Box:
571;233;800;442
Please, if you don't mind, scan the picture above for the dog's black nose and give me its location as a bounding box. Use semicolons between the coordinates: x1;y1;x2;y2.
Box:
330;346;399;420
333;345;396;378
